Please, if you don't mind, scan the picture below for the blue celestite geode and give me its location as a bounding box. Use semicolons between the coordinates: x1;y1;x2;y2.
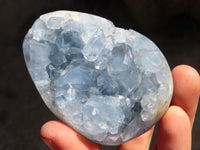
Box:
23;11;173;145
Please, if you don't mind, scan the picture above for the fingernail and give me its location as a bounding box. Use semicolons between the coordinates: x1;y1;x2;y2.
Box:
42;137;60;150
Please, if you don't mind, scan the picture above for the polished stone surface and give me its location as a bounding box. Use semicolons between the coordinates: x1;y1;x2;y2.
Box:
23;11;173;145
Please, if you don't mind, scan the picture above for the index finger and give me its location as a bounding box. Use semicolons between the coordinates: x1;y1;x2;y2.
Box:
171;65;200;126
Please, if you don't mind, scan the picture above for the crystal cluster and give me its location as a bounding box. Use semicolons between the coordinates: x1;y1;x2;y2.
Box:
23;11;173;145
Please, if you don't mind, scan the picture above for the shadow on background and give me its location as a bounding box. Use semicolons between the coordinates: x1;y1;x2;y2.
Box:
0;0;199;149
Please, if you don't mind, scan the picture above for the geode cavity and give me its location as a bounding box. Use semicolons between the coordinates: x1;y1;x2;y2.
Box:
23;11;173;145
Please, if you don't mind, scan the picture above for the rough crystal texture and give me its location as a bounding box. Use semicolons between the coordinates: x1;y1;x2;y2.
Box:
23;11;173;145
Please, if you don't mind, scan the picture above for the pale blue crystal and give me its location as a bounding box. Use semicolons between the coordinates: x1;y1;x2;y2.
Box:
97;72;119;96
23;11;173;145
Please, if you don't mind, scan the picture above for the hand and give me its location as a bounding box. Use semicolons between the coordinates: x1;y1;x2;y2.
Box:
40;65;200;150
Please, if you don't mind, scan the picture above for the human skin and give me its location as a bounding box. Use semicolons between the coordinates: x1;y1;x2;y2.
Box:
41;65;200;150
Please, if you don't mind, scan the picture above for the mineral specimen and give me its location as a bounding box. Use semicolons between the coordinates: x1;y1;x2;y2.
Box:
23;11;173;145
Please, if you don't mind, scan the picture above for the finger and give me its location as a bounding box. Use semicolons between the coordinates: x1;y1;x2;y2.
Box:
153;106;191;150
118;126;154;150
41;120;101;150
171;65;200;125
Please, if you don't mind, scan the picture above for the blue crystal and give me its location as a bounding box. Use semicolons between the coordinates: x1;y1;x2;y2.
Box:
23;11;173;145
97;72;119;96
